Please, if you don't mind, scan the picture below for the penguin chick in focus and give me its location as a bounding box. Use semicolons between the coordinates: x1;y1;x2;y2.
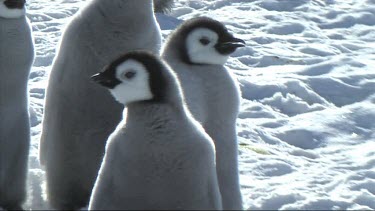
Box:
0;0;34;210
89;51;222;210
162;17;245;210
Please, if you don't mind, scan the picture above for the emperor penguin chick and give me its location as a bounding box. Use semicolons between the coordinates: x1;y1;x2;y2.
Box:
162;17;245;210
0;0;34;210
89;51;222;210
39;0;163;209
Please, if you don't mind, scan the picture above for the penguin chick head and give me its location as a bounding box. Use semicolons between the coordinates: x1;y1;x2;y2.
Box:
0;0;26;19
167;17;245;66
92;51;168;105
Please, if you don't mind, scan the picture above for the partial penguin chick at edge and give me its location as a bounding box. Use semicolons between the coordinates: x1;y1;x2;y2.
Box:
89;51;223;210
162;17;246;210
0;0;34;210
0;0;26;18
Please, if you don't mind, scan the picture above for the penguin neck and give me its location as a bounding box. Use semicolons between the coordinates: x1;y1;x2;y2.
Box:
91;0;154;19
162;37;187;64
0;15;27;25
125;100;189;130
126;73;189;127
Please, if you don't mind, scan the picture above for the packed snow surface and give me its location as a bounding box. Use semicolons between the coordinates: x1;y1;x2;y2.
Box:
23;0;374;210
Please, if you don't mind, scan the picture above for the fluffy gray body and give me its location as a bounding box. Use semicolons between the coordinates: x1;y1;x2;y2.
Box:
162;17;243;210
39;1;163;209
0;11;34;210
88;52;222;210
90;104;223;210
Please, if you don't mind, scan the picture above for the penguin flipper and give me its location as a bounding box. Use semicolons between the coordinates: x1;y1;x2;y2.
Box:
153;0;174;13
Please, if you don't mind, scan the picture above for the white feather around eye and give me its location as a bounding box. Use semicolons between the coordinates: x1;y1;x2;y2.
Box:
0;1;25;19
110;59;153;105
186;28;229;65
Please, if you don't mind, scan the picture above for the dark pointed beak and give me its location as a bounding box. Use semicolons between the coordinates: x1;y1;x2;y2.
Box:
4;0;26;9
91;73;113;89
215;37;246;55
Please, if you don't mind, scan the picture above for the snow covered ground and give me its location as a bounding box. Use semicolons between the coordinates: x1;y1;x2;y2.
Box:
24;0;374;210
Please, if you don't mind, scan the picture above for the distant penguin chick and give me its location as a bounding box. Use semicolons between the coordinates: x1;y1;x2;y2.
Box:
0;0;26;19
162;17;245;210
164;16;245;66
89;51;222;210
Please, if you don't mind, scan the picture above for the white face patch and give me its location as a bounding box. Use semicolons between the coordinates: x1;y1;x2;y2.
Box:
0;0;25;19
186;28;230;66
110;59;153;105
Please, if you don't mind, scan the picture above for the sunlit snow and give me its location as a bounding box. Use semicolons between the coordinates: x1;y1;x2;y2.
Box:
22;0;375;210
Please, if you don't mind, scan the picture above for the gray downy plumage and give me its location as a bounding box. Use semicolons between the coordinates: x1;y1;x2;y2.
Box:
39;1;163;209
0;0;34;210
153;0;174;13
162;17;245;210
88;51;222;210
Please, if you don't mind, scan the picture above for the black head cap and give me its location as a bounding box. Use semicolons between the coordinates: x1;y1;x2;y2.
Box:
4;0;26;9
92;51;168;102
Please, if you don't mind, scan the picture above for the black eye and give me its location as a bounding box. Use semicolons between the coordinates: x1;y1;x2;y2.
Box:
124;71;136;79
200;37;211;46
